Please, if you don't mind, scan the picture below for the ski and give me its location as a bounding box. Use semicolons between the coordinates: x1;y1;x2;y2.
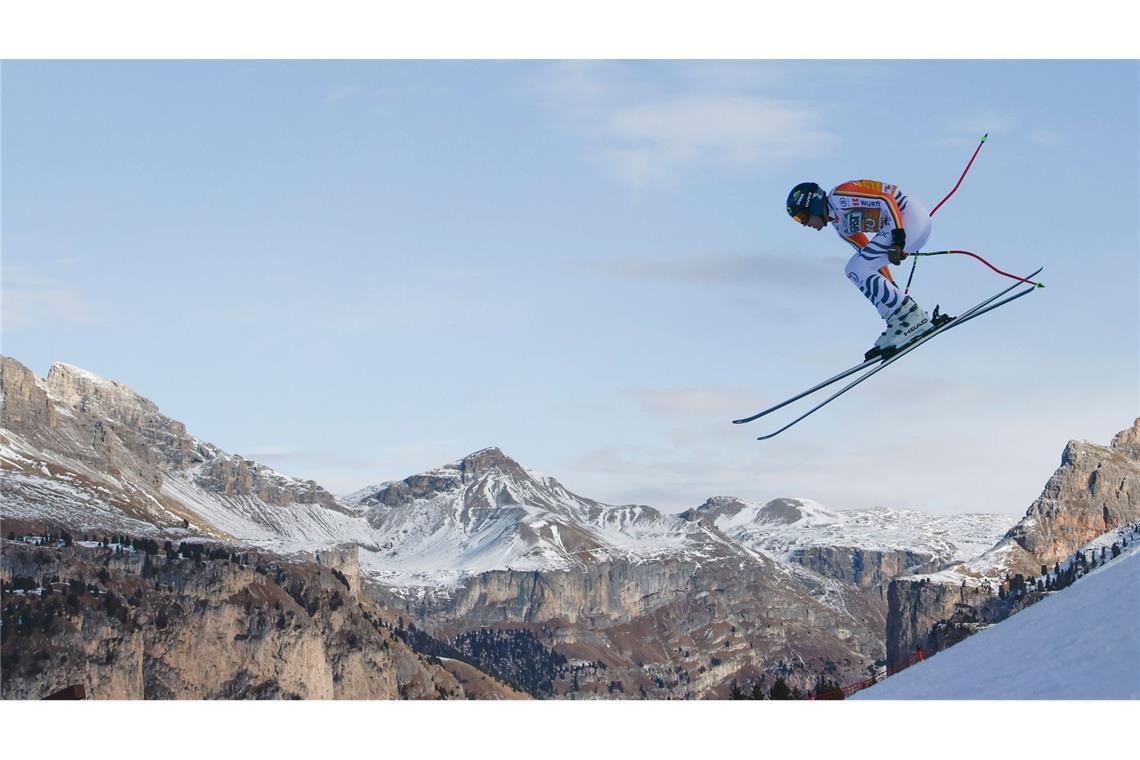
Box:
732;267;1042;426
754;268;1042;440
731;357;879;425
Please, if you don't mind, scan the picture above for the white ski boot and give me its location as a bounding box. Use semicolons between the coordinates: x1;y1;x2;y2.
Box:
865;297;941;360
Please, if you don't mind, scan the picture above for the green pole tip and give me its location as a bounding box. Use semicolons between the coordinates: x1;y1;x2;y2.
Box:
982;133;988;141
1037;282;1045;288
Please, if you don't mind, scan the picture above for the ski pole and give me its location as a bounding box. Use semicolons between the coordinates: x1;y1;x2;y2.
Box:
910;250;1045;288
901;253;919;297
903;133;988;297
930;133;988;217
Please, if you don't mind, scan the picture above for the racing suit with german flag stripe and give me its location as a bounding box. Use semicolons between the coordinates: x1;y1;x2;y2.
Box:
829;180;931;319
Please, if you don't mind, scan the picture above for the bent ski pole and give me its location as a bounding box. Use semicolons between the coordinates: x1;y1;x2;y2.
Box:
904;133;988;297
910;250;1045;288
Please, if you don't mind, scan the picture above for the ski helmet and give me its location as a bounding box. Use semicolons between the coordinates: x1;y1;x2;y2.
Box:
786;182;826;223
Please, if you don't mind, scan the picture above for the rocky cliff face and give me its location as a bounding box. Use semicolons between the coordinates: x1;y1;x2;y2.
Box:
0;531;461;699
375;551;887;698
885;578;1014;666
788;546;942;596
1003;419;1140;568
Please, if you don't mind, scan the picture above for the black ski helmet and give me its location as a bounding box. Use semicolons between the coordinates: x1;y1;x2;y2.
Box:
786;182;826;222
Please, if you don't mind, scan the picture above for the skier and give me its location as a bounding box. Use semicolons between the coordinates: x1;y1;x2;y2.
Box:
786;180;946;359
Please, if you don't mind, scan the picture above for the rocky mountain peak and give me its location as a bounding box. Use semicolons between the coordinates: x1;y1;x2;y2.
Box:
692;496;750;521
353;446;582;514
45;362;158;419
1;356;58;433
1003;420;1140;568
754;498;841;526
1111;418;1140;457
454;446;530;483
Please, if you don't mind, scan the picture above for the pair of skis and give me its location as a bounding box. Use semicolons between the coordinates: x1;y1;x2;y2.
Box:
732;267;1044;440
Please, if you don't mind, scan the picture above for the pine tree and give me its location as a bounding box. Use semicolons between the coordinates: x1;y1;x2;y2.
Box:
769;677;794;700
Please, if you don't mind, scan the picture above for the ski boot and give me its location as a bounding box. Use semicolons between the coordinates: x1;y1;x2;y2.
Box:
863;298;951;361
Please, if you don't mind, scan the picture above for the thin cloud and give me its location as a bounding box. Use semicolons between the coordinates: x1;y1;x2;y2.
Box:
938;113;1061;149
536;62;840;188
1028;129;1061;146
1;274;109;332
603;95;839;187
325;84;362;105
630;386;760;418
586;251;847;289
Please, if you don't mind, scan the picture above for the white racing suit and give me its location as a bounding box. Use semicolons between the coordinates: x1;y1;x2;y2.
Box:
829;180;932;319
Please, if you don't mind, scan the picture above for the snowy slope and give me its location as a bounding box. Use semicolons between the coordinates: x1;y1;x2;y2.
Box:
855;540;1140;699
1;422;374;554
697;496;1012;564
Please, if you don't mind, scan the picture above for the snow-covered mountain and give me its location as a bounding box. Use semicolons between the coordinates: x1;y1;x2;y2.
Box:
0;357;373;554
345;447;750;588
0;355;1019;597
856;534;1140;699
693;495;1012;567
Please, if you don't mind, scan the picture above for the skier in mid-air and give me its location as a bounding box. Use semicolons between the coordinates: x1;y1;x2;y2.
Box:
786;180;946;359
735;141;1042;438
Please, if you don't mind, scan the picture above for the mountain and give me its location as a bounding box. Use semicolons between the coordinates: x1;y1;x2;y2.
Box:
856;534;1140;699
346;446;760;590
345;449;895;697
1;357;371;553
689;496;1012;593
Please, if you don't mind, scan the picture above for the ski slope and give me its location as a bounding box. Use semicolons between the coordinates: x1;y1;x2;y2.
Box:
856;541;1140;699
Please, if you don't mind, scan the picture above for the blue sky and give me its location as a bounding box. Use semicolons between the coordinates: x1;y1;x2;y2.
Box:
2;60;1137;516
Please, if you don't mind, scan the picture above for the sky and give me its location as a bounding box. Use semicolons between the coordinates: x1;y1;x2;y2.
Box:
2;60;1137;516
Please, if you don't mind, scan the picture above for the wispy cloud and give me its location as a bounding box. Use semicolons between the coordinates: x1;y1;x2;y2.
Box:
536;61;840;188
324;84;362;105
936;112;1061;149
585;251;847;289
1028;129;1061;146
630;386;760;419
1;270;109;331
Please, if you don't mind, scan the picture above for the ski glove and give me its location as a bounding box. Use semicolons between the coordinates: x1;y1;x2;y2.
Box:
888;228;907;265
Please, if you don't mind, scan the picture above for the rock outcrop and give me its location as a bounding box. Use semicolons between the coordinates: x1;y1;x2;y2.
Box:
885;578;1014;666
1004;419;1140;568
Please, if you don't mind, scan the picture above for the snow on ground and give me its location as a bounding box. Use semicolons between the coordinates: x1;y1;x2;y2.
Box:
855;539;1140;699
